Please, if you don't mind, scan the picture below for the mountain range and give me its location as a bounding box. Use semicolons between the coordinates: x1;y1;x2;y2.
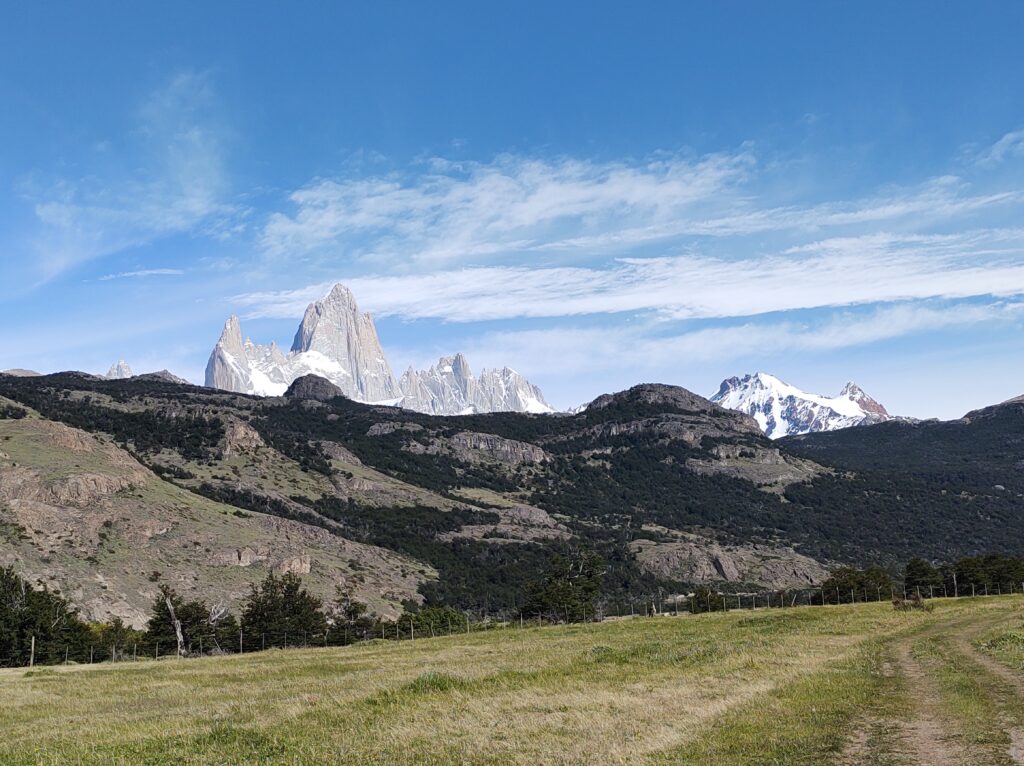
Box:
205;283;553;416
2;369;1021;627
711;372;892;438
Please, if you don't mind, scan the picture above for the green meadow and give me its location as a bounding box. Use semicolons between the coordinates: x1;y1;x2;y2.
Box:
3;597;1024;765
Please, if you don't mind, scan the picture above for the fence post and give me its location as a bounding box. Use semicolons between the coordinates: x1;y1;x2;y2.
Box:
240;628;243;654
29;635;34;668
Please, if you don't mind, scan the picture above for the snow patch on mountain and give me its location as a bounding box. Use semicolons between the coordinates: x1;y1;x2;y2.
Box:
105;360;134;380
205;283;551;416
399;353;552;416
711;372;891;438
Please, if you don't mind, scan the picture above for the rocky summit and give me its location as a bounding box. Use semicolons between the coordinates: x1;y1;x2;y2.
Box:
711;372;891;438
105;360;134;380
205;283;551;415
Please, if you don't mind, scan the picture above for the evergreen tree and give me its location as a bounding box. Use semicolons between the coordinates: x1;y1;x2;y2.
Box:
903;558;943;594
326;588;378;644
145;585;238;656
821;566;892;604
0;567;91;667
240;572;327;650
688;586;726;614
523;550;605;622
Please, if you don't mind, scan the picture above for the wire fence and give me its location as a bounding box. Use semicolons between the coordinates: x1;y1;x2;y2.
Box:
11;582;1024;669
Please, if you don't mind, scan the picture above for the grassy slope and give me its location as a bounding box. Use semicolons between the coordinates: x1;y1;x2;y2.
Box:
3;597;1023;765
0;416;429;623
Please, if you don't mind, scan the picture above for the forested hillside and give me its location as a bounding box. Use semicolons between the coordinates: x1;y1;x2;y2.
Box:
2;372;1023;624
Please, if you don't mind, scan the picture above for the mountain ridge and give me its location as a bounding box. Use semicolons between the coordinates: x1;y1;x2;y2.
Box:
711;372;891;438
205;284;552;415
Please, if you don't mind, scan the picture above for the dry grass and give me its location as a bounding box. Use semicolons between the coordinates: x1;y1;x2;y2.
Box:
1;598;1021;765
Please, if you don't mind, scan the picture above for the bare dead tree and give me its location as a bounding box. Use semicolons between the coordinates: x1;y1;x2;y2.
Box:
165;595;185;657
207;603;229;652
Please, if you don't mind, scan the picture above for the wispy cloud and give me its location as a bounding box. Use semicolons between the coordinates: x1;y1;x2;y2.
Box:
259;149;1019;268
458;300;1024;383
233;228;1024;323
260;150;756;261
974;129;1024;167
97;268;185;281
23;70;240;282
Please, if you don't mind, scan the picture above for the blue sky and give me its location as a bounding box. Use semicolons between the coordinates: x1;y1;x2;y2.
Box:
2;2;1024;418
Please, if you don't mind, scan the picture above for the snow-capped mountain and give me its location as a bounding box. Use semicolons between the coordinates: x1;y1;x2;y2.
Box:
105;360;134;379
205;283;552;415
399;353;552;415
711;372;891;439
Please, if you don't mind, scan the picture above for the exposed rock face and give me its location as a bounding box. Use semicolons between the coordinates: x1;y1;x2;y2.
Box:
438;504;571;544
399;353;553;415
284;374;345;402
204;283;551;415
367;421;423;436
223;419;266;456
712;372;891;439
402;430;549;466
687;443;826;490
205;286;398;401
1;369;41;377
629;529;828;589
105;360;134;380
446;431;549;465
275;555;312;575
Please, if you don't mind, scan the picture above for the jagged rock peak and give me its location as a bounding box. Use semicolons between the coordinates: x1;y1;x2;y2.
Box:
284;374;346;402
398;353;552;415
204;283;549;415
712;372;891;439
105;360;134;380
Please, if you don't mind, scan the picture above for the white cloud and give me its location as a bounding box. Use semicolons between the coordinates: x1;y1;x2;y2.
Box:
260;150;756;261
98;268;185;281
458;301;1023;383
233;228;1024;323
975;129;1024;166
260;149;1020;267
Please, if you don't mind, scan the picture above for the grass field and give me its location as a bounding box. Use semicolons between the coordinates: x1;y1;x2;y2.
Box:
3;597;1024;765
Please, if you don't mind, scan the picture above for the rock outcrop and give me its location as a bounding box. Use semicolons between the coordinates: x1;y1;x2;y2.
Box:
284;374;345;402
629;529;828;589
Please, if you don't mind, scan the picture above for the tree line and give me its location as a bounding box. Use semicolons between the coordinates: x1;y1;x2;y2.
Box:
7;551;1024;667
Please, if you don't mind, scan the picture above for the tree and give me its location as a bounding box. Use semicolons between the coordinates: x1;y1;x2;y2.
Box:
688;586;726;614
821;566;892;604
145;585;237;656
904;558;943;595
523;550;605;622
240;572;327;650
327;588;378;644
0;567;91;666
